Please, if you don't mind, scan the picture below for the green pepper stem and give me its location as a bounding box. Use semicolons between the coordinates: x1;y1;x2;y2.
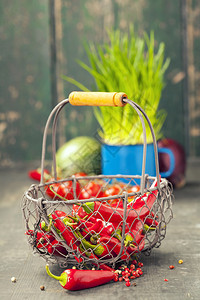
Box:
73;229;104;256
76;202;94;214
45;265;67;287
49;185;67;201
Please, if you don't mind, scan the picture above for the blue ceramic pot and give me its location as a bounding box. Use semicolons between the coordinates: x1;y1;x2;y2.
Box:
101;143;175;179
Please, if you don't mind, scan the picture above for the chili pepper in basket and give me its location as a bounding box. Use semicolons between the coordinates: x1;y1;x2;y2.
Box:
144;217;159;227
78;181;104;199
49;181;81;200
73;204;91;219
79;201;133;223
45;177;81;200
80;178;159;223
72;229;111;259
98;235;131;261
25;230;55;250
45;178;61;199
82;218;117;238
47;240;68;257
78;244;115;272
45;264;118;291
126;238;145;255
51;213;82;263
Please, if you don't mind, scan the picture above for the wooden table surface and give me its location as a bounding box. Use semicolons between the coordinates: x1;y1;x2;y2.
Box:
0;167;200;300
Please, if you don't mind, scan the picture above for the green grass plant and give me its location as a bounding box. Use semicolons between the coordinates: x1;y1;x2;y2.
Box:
63;26;170;144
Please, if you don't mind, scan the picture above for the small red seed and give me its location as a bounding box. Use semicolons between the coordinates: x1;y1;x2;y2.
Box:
133;282;137;286
125;277;130;282
130;264;135;270
126;281;131;287
121;271;126;276
132;271;136;275
169;265;175;269
125;268;129;272
138;262;143;267
132;260;137;265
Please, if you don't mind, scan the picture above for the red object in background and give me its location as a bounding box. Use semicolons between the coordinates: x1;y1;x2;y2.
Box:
28;168;50;182
158;138;186;188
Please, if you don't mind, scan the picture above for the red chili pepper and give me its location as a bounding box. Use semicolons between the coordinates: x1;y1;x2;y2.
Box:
124;230;144;247
46;264;117;291
99;222;116;237
80;201;132;223
98;236;130;261
73;204;91;219
73;230;110;258
47;240;68;257
144;217;159;227
45;178;61;199
45;178;81;201
28;168;50;182
103;184;122;206
126;238;145;254
54;210;67;218
25;230;55;249
51;213;82;263
78;243;114;272
79;181;104;199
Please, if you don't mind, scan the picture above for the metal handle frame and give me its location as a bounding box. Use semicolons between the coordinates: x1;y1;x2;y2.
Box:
39;95;161;193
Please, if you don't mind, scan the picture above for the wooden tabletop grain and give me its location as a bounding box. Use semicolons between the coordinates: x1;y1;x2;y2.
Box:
0;167;200;300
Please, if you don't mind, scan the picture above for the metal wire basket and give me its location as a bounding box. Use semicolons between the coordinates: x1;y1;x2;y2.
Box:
22;92;173;269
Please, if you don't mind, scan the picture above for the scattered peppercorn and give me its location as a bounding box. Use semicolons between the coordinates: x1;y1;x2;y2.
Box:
40;285;45;291
164;279;168;282
169;265;175;269
178;259;183;264
138;262;143;267
133;282;137;286
11;277;16;283
126;281;131;287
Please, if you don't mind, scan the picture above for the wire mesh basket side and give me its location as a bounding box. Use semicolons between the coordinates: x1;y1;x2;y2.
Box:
22;175;173;269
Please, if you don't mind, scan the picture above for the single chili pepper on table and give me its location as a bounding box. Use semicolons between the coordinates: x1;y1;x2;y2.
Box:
45;264;118;291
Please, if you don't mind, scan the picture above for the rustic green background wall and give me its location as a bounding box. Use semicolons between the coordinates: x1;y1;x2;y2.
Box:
0;0;199;166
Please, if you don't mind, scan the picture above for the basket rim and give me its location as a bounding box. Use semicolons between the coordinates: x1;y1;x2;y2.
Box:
24;175;169;204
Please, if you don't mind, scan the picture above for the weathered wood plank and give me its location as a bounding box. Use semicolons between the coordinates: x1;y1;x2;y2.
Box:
0;168;200;299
